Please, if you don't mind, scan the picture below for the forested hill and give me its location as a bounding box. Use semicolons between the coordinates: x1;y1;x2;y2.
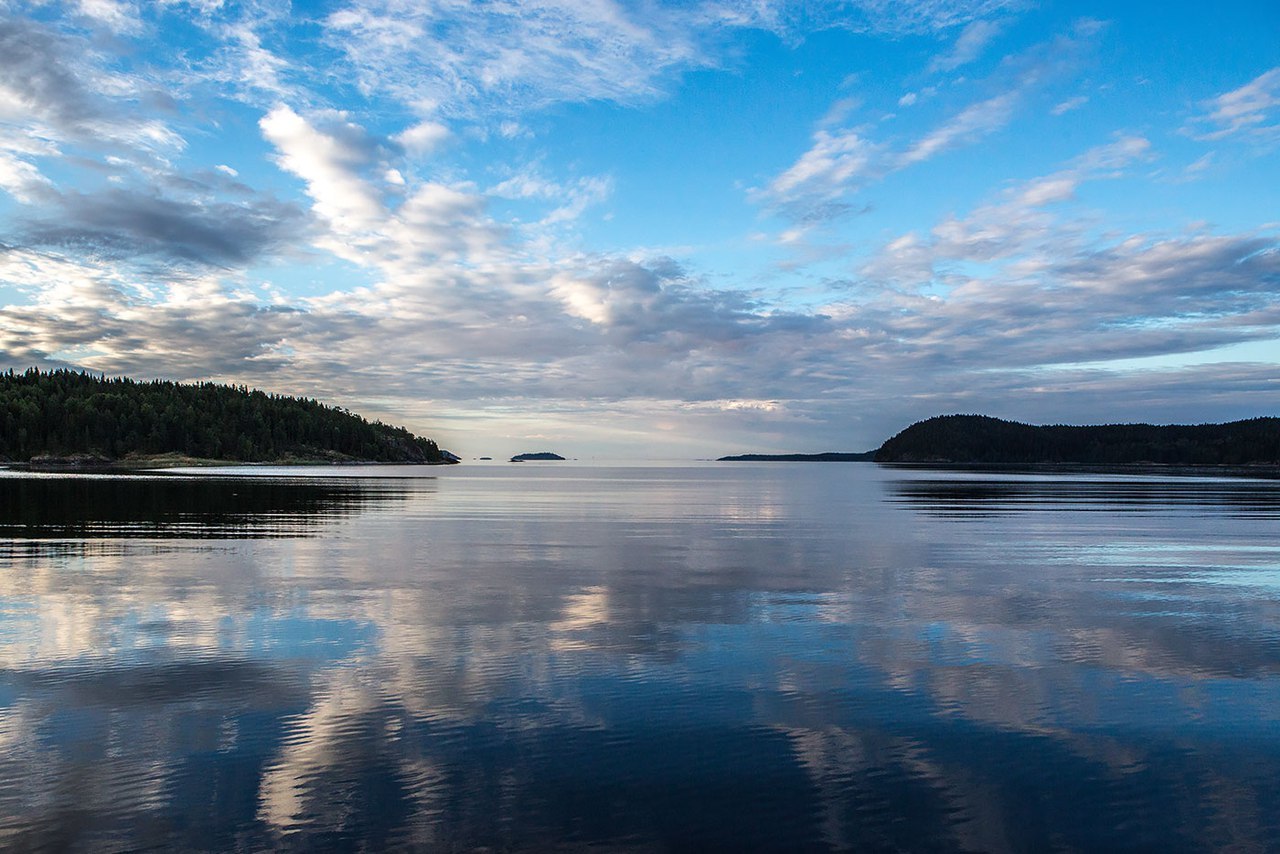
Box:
0;369;451;464
875;414;1280;465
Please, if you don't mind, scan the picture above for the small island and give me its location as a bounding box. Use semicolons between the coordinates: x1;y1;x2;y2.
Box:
510;452;566;462
1;368;455;466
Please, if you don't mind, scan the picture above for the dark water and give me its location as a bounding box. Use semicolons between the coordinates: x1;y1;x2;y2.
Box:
1;464;1278;852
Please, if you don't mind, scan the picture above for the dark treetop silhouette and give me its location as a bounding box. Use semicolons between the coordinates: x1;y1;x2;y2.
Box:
0;368;451;464
874;414;1280;465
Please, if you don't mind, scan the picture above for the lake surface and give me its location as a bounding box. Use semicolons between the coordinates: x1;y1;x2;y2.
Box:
1;462;1278;851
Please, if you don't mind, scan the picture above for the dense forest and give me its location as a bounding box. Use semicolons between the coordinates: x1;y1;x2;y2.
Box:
875;414;1280;465
0;369;451;464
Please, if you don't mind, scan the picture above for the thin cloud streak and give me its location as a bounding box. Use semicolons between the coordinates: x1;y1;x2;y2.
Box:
1190;66;1280;141
754;18;1105;224
926;18;1005;73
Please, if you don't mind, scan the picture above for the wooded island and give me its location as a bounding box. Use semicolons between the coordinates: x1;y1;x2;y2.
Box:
0;369;451;464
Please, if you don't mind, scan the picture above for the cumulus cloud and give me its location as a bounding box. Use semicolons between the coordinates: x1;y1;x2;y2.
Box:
548;256;795;349
260;105;388;235
74;0;142;33
0;17;183;152
395;121;450;156
848;140;1280;393
0;18;104;134
0;152;55;203
6;193;1276;454
19;187;307;269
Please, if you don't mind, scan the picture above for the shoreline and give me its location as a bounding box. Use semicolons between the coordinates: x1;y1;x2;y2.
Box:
3;453;458;472
875;460;1280;480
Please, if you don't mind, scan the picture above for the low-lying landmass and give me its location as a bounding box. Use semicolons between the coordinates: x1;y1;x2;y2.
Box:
717;452;876;462
1;368;454;466
875;414;1280;465
510;452;566;462
721;414;1280;468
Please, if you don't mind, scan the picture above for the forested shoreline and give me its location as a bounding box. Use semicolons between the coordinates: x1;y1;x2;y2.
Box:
0;369;451;464
875;414;1280;465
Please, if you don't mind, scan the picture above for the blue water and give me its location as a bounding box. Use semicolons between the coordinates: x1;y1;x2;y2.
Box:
0;463;1277;851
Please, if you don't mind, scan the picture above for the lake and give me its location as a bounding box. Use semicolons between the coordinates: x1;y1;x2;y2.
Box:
0;462;1277;851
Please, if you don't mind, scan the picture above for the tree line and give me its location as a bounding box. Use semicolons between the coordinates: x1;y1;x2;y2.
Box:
0;368;449;463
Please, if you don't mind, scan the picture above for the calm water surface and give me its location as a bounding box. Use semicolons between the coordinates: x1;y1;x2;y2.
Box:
0;463;1278;851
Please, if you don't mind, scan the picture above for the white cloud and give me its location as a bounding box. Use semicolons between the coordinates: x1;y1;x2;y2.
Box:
1180;152;1214;180
1192;66;1280;140
0;153;55;203
754;88;1022;222
862;135;1153;281
321;0;1025;120
396;120;450;155
927;18;1005;74
75;0;142;32
260;104;386;235
820;0;1022;36
0;14;188;185
225;23;293;98
323;0;710;118
1051;95;1088;115
897;90;1019;167
757;20;1104;227
751;127;879;218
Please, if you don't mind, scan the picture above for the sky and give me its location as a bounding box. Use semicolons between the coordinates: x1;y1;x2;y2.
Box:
0;0;1277;459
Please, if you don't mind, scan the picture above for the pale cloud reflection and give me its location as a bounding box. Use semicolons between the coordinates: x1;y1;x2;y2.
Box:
0;469;1278;848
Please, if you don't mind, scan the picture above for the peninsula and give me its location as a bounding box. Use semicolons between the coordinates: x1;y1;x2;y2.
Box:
720;414;1280;467
876;414;1280;465
0;368;453;465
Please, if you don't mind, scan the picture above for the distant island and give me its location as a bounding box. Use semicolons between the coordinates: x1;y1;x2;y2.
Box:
510;452;565;462
717;452;876;462
875;414;1280;465
0;368;454;466
720;414;1280;467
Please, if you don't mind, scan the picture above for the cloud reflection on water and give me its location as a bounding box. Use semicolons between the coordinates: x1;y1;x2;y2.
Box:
0;466;1277;850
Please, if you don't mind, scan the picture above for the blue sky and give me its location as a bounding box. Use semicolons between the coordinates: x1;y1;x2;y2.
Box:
1;0;1277;458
